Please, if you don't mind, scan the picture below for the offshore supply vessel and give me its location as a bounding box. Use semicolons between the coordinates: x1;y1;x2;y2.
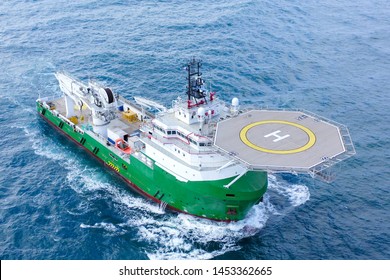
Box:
36;59;355;221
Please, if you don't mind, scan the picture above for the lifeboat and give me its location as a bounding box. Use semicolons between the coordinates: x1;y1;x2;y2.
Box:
115;139;131;154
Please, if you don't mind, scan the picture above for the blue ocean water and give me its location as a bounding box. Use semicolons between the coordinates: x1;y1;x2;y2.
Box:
0;0;389;260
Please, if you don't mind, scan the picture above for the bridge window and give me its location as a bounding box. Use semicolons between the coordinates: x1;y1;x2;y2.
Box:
199;141;212;147
154;125;166;134
167;130;177;136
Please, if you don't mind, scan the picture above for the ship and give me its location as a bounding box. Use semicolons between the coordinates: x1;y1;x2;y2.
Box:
36;58;355;221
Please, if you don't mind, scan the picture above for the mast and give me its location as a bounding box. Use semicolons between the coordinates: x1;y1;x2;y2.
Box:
186;58;207;108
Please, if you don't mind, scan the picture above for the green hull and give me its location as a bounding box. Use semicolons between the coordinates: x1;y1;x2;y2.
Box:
36;101;268;221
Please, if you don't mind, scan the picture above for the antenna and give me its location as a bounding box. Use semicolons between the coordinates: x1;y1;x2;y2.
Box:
186;58;207;107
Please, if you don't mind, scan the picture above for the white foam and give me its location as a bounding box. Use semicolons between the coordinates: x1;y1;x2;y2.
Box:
66;201;91;216
24;125;71;162
268;174;310;207
66;164;165;215
80;222;126;235
140;175;310;260
130;198;274;260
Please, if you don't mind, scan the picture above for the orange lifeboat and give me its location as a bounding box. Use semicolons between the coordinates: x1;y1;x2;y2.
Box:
115;139;131;154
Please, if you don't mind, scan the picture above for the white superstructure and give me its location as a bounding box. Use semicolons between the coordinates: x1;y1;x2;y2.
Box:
53;58;355;185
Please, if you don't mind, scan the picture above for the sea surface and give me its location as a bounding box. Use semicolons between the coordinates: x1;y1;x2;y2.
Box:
0;0;389;260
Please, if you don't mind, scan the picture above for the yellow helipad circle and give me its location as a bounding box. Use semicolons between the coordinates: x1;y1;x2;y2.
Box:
239;120;316;154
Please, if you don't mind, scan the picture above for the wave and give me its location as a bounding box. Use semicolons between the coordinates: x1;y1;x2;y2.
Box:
268;174;310;208
139;175;309;260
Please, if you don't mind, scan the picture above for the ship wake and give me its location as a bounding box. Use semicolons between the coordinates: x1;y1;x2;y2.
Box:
139;174;310;260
